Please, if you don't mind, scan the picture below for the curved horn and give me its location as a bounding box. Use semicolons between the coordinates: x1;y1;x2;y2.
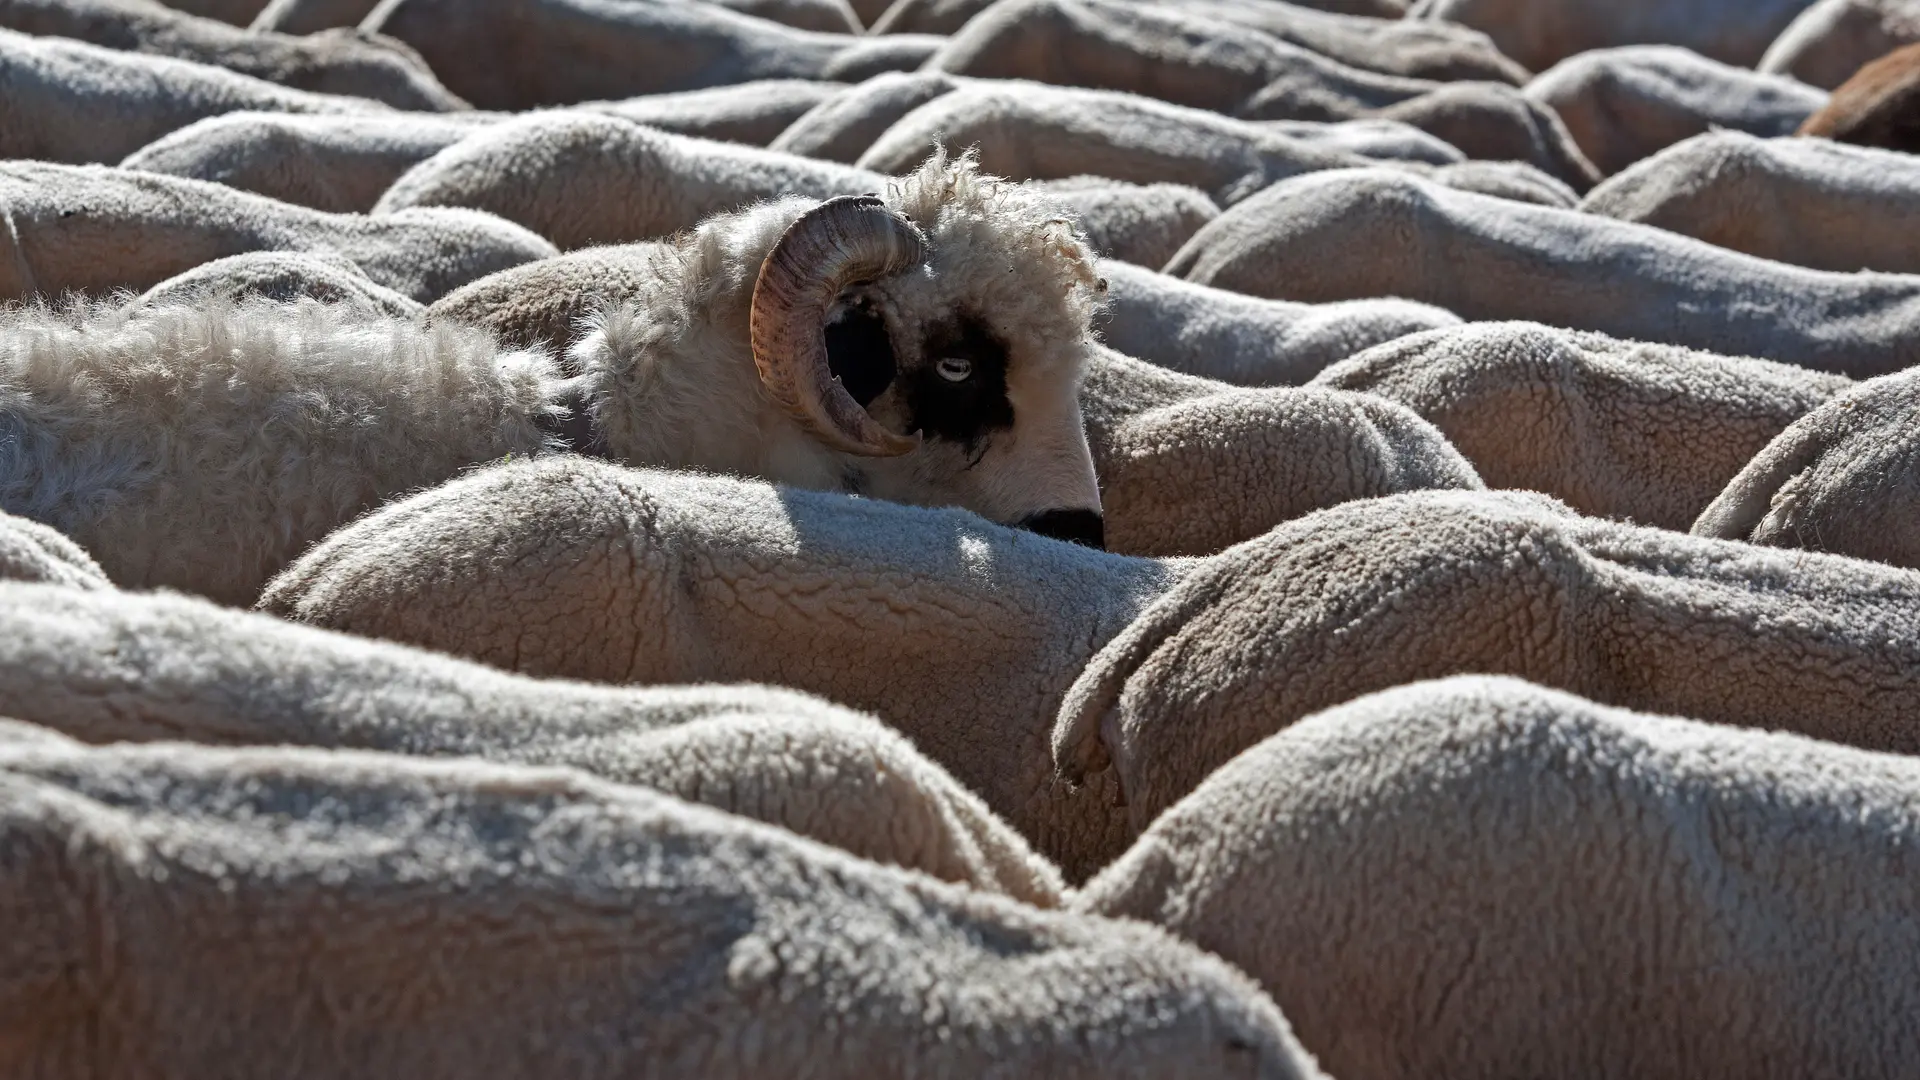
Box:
750;194;926;457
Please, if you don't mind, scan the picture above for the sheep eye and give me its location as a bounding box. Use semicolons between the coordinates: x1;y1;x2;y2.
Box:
936;357;973;382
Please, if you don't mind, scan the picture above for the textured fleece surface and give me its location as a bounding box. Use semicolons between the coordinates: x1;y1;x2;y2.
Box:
0;510;108;589
0;26;384;165
1357;82;1600;190
1099;261;1460;385
424;242;666;355
374;112;884;249
1410;0;1820;71
587;79;849;147
1585;131;1920;275
0;581;1064;904
769;70;967;163
0;301;561;603
1795;40;1920;150
0;723;1324;1078
1255;116;1465;164
1165;167;1920;377
1523;45;1826;175
0;0;464;110
1027;178;1219;268
1053;488;1920;832
1080;347;1483;556
362;0;937;110
1693;366;1920;570
1079;675;1920;1080
167;0;266;22
1312;322;1852;529
122;110;495;213
133;250;424;317
0;161;555;303
258;458;1188;879
855;81;1386;206
1760;0;1920;88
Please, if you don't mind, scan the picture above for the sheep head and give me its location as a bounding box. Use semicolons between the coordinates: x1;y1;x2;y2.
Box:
578;153;1108;547
770;155;1109;547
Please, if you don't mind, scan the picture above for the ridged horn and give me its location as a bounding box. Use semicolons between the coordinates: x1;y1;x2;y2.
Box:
750;194;927;457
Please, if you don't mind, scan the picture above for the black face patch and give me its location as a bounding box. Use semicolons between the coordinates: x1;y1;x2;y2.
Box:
823;297;897;408
900;312;1015;450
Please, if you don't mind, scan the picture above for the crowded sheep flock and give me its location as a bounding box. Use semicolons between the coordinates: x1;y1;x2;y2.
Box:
5;0;1920;1073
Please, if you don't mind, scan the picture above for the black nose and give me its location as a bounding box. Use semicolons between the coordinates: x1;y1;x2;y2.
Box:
1020;509;1105;550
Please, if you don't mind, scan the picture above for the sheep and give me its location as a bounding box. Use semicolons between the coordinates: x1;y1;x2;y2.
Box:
770;70;967;164
1099;261;1462;385
1426;158;1580;206
1310;321;1852;529
887;0;1526;85
121;110;493;213
854;81;1383;206
708;0;865;33
1581;131;1920;275
0;26;384;165
1051;487;1920;834
248;0;380;33
260;447;1476;875
374;112;882;250
0;161;555;303
1078;674;1920;1080
361;0;939;110
0;0;465;111
0;580;1064;904
1408;0;1822;71
5;157;1118;598
1341;81;1600;190
1693;367;1920;571
1079;346;1485;557
0;723;1326;1079
1760;0;1920;89
1523;45;1827;176
1164;167;1920;378
424;242;668;355
1796;40;1920;152
253;456;1176;877
1257;117;1467;165
588;79;850;146
0;510;108;589
1021;178;1217;268
132;251;425;318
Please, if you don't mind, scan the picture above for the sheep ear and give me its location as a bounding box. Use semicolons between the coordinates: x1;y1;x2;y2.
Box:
750;195;926;458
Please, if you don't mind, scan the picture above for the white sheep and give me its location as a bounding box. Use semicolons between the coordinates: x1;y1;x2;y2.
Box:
1023;177;1218;268
1080;346;1484;556
1582;130;1920;275
1759;0;1920;89
4;156;1116;599
588;79;851;146
132;251;425;318
0;0;465;110
1053;488;1920;833
121;110;495;213
1311;321;1852;529
1079;674;1920;1080
769;70;969;163
0;26;382;165
373;112;882;249
1165;166;1920;377
0;580;1063;904
1410;0;1822;71
1693;365;1920;570
248;0;380;33
361;0;939;110
0;720;1326;1078
0;509;108;589
1099;261;1461;385
1523;45;1827;175
0;160;555;303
